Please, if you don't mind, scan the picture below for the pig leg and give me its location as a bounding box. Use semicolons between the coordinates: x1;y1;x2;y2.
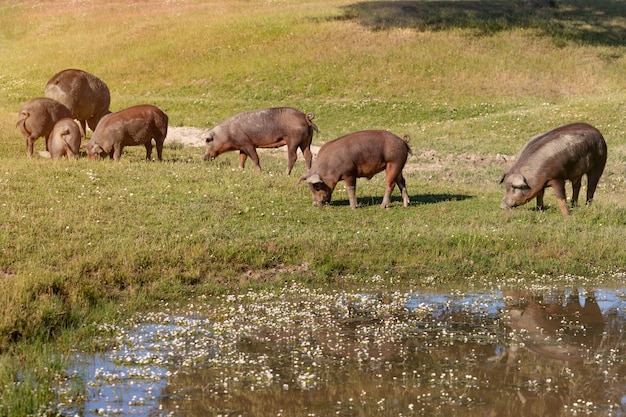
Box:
155;137;164;161
548;179;569;216
301;145;313;170
570;178;582;207
586;168;604;205
65;144;76;159
381;165;404;208
112;143;123;161
239;147;262;172
535;188;545;211
396;173;410;207
238;151;247;169
286;146;297;175
381;185;394;208
345;177;358;209
25;135;35;157
145;141;153;160
79;120;87;139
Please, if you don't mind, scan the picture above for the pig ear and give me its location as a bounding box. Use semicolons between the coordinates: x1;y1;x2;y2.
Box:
509;173;528;189
306;174;323;185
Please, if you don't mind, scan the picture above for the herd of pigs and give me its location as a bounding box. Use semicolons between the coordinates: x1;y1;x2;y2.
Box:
17;69;608;215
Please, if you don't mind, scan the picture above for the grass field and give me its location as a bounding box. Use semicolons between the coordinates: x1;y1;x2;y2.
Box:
2;0;626;414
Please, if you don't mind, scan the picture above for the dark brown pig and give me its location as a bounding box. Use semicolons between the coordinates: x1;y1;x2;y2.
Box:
44;69;111;133
202;107;318;175
299;130;411;209
500;122;607;216
42;118;83;159
85;104;168;161
16;97;73;157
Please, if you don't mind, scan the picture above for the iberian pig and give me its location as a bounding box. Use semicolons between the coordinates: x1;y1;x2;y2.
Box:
300;130;411;209
45;69;111;133
42;118;83;159
202;107;318;175
500;122;607;216
16;97;73;157
85;104;168;161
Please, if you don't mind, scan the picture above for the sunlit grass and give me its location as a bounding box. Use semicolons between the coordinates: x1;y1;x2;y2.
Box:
2;0;626;414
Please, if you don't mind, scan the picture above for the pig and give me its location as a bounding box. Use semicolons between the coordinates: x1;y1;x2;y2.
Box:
44;68;111;133
41;118;83;159
16;97;73;157
500;122;607;216
202;107;318;175
299;130;411;209
84;104;168;161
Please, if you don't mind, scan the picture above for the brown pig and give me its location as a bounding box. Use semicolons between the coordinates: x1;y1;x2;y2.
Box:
202;107;318;175
44;68;111;133
500;122;607;216
16;97;73;157
300;130;411;209
41;118;83;159
85;104;168;161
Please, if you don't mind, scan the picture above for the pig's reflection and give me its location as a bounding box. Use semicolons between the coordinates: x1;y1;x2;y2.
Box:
501;289;605;363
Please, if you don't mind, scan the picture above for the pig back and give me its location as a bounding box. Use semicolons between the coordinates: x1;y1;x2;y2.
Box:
218;107;312;146
315;130;410;177
17;98;73;137
93;105;167;146
44;69;110;124
510;123;606;183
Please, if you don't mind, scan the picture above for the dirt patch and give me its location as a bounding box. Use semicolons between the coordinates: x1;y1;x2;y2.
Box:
165;126;206;148
404;150;513;174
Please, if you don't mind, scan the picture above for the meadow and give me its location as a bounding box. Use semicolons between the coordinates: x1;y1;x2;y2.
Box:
1;0;626;414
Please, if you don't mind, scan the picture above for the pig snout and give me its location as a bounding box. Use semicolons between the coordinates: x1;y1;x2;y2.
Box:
500;197;514;209
312;196;330;207
203;136;217;161
501;192;527;209
305;174;332;206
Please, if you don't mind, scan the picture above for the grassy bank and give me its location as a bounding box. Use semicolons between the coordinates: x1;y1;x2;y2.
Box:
2;0;626;414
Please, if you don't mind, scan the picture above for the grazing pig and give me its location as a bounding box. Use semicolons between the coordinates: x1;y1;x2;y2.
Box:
44;68;111;133
85;104;168;161
202;107;318;175
500;122;607;216
300;130;411;209
16;97;73;157
41;118;83;159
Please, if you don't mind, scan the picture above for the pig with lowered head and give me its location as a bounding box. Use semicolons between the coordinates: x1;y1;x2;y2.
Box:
202;107;318;175
500;122;607;216
16;97;73;157
41;118;83;159
300;130;411;209
85;104;168;161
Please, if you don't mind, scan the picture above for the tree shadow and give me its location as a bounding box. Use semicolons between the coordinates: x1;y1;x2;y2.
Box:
336;0;626;47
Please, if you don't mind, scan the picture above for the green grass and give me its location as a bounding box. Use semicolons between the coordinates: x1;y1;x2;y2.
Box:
2;0;626;414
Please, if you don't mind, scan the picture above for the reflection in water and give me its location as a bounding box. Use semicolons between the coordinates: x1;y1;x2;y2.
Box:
66;285;626;417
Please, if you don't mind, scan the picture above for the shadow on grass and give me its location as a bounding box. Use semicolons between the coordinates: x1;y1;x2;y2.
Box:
336;0;626;47
331;193;473;207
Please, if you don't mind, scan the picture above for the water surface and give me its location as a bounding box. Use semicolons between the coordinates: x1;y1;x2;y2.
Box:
64;284;626;416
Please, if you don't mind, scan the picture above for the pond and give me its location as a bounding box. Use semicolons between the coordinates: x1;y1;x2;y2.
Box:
60;282;626;417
